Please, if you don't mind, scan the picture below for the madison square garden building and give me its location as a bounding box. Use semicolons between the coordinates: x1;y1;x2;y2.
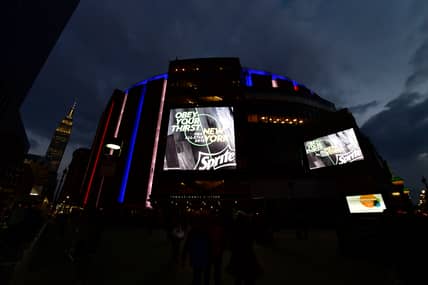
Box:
80;58;393;223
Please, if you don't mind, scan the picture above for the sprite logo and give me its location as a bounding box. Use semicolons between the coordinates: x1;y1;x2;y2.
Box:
195;146;236;170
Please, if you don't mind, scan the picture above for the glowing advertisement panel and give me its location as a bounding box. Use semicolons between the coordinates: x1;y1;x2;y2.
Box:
304;128;364;170
346;194;387;213
163;107;236;171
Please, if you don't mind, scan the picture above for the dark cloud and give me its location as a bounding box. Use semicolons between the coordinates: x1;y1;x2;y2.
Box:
362;21;428;197
361;94;428;200
25;129;50;156
406;39;428;90
362;93;428;159
348;100;378;115
22;0;343;147
28;138;39;150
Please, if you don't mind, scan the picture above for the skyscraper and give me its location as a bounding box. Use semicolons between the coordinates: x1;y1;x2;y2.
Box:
0;1;80;174
58;147;90;205
46;102;76;172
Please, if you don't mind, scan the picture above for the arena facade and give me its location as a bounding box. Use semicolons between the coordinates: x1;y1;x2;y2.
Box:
79;57;395;225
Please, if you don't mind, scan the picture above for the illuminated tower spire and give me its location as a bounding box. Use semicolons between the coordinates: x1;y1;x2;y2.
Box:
66;99;77;119
45;101;76;172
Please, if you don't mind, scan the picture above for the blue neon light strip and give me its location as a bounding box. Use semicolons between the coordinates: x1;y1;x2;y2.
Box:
247;69;271;76
243;68;295;88
132;73;168;88
246;73;253;87
272;74;287;80
118;85;147;203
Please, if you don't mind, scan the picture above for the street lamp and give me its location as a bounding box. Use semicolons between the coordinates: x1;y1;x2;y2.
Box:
105;138;122;156
105;143;121;150
96;138;122;209
105;138;122;151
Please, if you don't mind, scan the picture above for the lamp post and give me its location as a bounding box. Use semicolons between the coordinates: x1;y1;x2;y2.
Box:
95;140;122;208
105;138;122;156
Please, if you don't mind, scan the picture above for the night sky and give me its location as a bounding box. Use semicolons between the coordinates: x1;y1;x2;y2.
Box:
21;1;428;200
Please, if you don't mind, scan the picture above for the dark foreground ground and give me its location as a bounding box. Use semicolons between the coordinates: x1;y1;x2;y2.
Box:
1;219;403;285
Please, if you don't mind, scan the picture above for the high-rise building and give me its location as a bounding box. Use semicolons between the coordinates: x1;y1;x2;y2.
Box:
0;1;80;174
58;148;90;205
46;102;76;172
24;154;50;197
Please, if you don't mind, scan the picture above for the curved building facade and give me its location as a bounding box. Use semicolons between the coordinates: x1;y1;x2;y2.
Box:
80;58;392;222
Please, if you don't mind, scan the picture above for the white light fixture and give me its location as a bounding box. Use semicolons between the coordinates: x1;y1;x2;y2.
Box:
106;143;121;150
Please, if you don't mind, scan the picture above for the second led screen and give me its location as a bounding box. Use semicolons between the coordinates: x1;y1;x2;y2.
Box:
304;128;364;170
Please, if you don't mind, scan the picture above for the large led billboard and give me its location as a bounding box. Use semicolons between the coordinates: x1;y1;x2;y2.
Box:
346;194;386;213
163;107;236;171
304;128;364;170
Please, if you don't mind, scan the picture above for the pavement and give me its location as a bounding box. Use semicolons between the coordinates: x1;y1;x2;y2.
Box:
2;220;400;285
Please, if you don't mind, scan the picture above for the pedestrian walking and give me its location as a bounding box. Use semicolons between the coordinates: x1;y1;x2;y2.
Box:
170;221;185;263
70;208;104;283
207;215;226;285
182;215;211;285
227;212;263;285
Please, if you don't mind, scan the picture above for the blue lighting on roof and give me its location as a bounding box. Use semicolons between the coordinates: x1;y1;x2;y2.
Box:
247;69;271;76
272;74;287;80
243;68;295;88
246;73;253;87
132;73;168;88
244;68;270;87
149;73;168;82
118;85;147;203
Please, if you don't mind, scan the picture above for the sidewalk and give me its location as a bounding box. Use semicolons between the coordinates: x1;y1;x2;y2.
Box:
8;224;398;285
0;221;48;285
8;221;75;285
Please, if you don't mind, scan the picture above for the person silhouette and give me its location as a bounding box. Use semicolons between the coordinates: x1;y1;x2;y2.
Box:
170;221;185;263
182;215;211;285
227;212;263;285
207;215;226;285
